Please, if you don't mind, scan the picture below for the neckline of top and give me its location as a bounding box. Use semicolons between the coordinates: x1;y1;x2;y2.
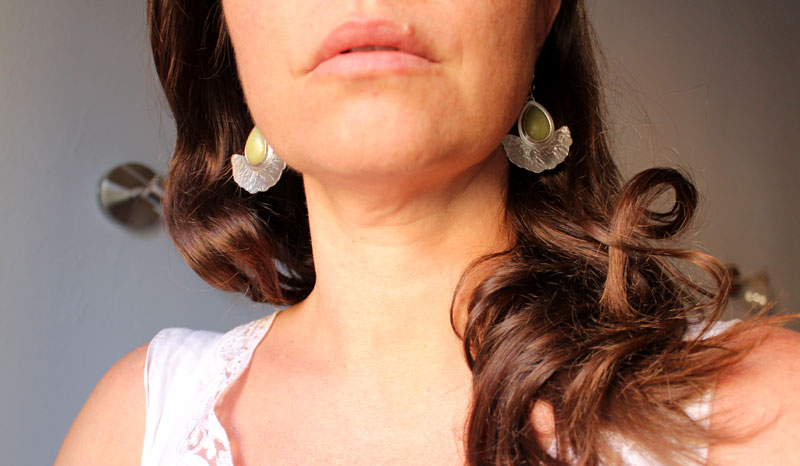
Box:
185;313;737;464
184;309;283;464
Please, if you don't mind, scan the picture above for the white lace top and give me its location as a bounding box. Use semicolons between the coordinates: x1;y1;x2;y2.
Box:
141;311;738;465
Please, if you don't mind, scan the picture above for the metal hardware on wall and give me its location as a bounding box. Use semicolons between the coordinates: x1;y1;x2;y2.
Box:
98;163;164;230
728;265;774;308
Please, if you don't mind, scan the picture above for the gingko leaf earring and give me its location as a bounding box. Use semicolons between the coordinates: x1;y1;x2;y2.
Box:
502;86;572;173
231;126;286;194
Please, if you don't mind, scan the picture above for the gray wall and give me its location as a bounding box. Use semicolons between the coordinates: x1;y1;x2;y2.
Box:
0;1;796;464
0;1;263;464
591;1;799;319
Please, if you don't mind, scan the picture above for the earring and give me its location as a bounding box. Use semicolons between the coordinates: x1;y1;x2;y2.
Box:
231;126;286;194
502;86;572;173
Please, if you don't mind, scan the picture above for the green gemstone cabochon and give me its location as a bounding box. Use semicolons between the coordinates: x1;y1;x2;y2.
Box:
522;104;552;142
245;127;267;165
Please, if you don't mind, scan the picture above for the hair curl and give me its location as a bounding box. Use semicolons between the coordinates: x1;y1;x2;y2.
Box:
148;1;782;464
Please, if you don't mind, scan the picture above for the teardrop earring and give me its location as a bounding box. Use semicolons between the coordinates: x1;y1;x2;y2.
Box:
502;82;572;173
231;126;286;194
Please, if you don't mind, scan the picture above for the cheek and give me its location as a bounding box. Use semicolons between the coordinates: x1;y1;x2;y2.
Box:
224;1;302;122
225;2;333;167
455;0;537;142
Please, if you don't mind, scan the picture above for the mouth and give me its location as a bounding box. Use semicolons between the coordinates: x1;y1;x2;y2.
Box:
341;46;400;53
309;19;436;76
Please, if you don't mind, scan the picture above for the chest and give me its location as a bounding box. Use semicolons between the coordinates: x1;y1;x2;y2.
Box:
216;359;472;465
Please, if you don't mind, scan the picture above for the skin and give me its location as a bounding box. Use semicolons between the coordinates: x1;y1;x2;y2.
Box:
56;0;800;464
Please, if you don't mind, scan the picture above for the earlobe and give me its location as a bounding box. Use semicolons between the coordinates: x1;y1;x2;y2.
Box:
534;0;562;53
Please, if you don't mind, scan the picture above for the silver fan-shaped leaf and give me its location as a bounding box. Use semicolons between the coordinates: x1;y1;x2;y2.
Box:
502;126;573;173
231;150;286;194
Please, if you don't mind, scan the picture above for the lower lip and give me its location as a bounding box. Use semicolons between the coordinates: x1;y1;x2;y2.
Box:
310;51;435;77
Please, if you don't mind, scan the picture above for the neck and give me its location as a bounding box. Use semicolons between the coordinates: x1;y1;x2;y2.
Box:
286;147;511;375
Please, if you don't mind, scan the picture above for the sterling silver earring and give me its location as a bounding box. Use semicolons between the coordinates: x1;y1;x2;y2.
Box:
502;83;572;173
231;126;286;194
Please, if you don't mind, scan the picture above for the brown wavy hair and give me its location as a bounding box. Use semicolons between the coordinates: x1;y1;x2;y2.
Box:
148;1;782;464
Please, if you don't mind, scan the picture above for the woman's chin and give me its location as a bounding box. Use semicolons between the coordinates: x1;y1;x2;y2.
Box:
284;134;475;183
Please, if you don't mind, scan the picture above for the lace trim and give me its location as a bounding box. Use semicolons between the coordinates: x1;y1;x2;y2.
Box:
179;313;278;465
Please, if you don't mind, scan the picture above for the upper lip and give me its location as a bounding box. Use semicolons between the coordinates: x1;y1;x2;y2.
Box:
309;18;435;72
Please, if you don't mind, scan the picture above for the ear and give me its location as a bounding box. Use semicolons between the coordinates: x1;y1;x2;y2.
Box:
533;0;562;55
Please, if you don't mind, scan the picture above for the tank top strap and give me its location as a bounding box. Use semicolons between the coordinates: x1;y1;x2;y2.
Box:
141;312;279;465
549;318;741;464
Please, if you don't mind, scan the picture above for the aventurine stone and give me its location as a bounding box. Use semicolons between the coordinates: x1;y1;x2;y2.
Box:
245;127;267;165
522;104;552;142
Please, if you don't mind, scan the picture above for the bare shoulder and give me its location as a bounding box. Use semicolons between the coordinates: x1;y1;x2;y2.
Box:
55;344;149;466
707;325;800;465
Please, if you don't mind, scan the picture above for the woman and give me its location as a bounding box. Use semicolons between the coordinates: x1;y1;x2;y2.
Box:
57;0;800;464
